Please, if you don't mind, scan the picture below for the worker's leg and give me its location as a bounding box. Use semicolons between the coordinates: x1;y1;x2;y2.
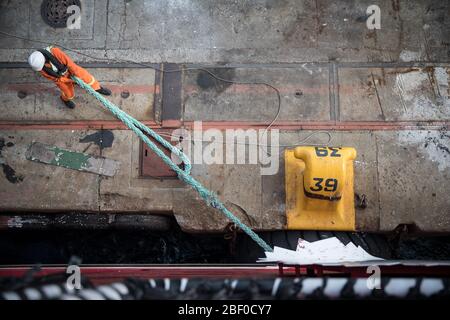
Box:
73;65;111;96
58;82;76;109
71;64;101;91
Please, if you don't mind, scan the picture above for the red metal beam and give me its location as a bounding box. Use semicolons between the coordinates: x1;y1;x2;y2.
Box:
1;264;449;285
0;120;160;130
0;120;448;131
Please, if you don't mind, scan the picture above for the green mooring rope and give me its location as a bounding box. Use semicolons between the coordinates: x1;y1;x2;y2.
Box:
72;76;273;252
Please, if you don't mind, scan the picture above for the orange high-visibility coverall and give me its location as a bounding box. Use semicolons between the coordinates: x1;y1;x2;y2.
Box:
39;46;100;101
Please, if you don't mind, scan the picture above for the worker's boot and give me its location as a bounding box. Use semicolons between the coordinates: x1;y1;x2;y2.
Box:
62;99;76;109
96;86;112;96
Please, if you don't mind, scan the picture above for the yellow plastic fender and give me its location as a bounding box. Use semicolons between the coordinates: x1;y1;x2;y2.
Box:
285;146;357;231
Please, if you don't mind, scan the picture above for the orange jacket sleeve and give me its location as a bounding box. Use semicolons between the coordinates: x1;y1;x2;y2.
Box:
45;47;100;90
50;47;80;75
40;69;56;82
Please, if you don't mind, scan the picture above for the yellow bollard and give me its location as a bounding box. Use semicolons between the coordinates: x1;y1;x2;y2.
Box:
285;146;357;231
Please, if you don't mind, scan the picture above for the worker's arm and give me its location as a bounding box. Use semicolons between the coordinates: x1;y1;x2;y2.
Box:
51;47;99;89
50;47;80;75
40;70;56;82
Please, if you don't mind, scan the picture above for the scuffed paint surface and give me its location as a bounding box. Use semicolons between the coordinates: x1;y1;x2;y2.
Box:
434;67;449;104
26;142;120;177
393;67;449;119
399;50;422;62
398;130;450;172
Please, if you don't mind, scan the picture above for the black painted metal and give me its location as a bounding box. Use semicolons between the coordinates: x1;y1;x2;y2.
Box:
161;63;182;122
0;213;171;230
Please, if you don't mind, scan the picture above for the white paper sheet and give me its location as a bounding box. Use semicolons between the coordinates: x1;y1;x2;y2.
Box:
258;237;384;264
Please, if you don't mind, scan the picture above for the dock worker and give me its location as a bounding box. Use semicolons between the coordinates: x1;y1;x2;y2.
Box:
27;46;111;109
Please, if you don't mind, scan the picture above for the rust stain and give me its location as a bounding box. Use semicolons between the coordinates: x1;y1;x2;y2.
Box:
447;68;450;98
365;30;378;45
385;67;426;75
3;84;160;95
140;129;181;178
392;0;400;12
0;120;159;130
0;120;449;132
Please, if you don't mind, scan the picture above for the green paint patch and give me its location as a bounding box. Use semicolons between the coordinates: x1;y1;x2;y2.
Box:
51;146;91;170
26;142;120;176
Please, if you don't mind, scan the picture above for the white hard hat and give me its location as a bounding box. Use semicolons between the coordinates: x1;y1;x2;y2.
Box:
28;51;45;71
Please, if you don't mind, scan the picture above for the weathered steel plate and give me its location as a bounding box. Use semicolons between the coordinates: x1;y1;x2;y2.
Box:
26;142;120;177
140;129;181;178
